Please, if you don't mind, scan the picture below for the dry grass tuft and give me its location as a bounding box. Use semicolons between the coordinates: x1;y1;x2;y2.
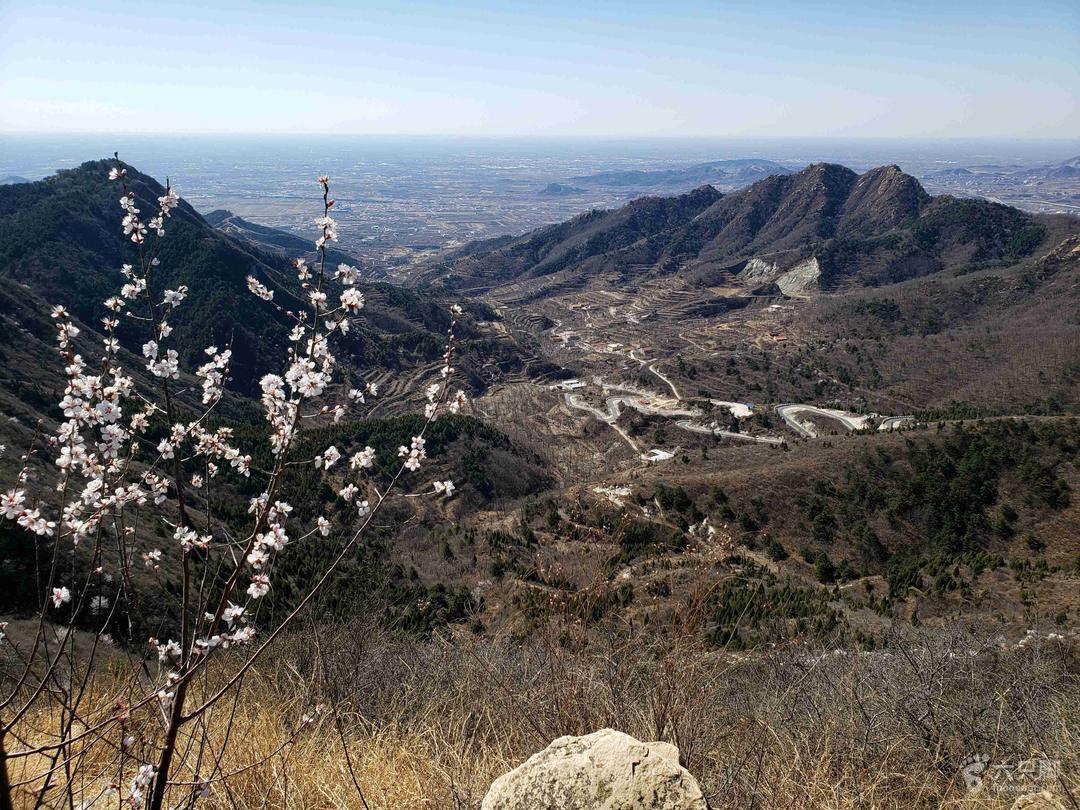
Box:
8;621;1079;808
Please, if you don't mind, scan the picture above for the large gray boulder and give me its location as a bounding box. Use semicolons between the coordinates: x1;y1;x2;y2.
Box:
481;728;707;809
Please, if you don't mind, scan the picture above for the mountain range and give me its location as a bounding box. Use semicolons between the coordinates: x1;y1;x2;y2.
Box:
1;156;1077;648
917;155;1080;217
567;158;793;190
419;163;1073;299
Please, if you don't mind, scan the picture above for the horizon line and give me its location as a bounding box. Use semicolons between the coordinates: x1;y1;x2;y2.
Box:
2;131;1079;143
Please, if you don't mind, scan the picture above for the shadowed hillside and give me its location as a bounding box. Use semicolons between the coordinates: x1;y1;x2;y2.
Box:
0;160;535;401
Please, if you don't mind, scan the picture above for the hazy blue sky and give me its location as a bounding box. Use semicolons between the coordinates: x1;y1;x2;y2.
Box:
1;0;1076;137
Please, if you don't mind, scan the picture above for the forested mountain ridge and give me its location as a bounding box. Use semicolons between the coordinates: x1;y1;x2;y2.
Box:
0;160;535;402
0;159;297;393
417;162;1073;296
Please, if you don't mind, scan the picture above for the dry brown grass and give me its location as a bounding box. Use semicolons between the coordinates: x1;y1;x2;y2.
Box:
7;621;1079;808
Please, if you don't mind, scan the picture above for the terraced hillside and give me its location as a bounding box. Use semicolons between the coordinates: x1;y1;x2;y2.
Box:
371;161;1080;643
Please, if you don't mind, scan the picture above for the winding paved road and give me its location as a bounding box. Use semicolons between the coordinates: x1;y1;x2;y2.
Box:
561;361;911;456
647;363;682;400
564;389;784;449
775;404;873;438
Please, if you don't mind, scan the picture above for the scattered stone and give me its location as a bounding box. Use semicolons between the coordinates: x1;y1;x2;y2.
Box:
481;728;707;809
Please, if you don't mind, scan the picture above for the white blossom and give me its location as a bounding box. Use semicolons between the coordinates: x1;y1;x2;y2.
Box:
398;436;426;472
162;287;187;307
334;263;358;284
19;509;55;536
247;575;270;599
174;526;198;551
148;349;180;380
222;603;245;626
316;445;341;469
229;626;256;645
350;447;375;469
1;489;25;520
314;215;338;242
339;288;364;313
246;276;274;301
158;188;180;214
448;390;468;414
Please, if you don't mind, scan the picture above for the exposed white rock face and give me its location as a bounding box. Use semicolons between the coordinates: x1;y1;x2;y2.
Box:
481;728;707;810
737;257;780;281
776;256;820;296
738;255;821;296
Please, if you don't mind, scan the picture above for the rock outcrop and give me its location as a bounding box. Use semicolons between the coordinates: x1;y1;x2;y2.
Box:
481;728;707;810
775;256;820;296
737;255;820;296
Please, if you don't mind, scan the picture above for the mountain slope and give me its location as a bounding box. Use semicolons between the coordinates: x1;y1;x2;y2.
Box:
801;235;1080;414
422;184;723;292
0;159;296;391
0;160;524;399
419;163;1073;298
203;209;359;268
